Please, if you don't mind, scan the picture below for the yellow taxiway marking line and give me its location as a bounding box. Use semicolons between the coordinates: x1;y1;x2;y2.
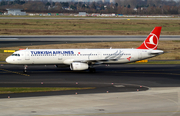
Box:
0;68;30;76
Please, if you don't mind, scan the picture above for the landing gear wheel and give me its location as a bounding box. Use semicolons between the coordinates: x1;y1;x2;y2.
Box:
23;69;27;74
89;68;96;73
23;65;28;74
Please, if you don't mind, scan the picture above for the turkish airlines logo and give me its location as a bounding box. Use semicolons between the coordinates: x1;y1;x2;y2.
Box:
127;56;131;61
144;33;158;49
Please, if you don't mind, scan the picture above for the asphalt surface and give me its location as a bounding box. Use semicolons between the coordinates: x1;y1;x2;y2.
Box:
0;17;179;20
0;35;179;47
0;64;180;98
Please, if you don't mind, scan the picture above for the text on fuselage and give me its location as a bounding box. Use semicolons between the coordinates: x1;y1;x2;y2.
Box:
31;51;74;55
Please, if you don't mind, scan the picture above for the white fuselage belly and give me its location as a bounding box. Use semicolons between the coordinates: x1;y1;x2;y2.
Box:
6;49;162;65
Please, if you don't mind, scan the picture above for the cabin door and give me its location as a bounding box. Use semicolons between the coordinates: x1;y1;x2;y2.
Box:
25;51;30;60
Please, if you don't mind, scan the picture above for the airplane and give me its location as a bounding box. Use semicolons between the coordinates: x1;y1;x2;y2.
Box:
6;27;164;73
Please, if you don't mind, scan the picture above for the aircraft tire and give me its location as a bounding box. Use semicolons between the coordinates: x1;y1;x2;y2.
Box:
23;69;27;74
89;68;96;73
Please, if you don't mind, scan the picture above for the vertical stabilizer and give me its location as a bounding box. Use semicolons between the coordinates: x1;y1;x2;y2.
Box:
137;27;162;50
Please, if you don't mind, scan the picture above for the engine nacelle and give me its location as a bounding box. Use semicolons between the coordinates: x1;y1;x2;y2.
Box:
70;62;89;71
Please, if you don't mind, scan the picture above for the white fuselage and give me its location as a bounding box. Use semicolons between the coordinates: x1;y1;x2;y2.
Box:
6;49;163;65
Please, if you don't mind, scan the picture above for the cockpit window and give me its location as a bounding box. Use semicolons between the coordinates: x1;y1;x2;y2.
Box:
11;54;20;56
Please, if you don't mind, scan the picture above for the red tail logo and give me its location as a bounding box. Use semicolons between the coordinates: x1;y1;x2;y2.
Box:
137;27;162;50
127;56;131;61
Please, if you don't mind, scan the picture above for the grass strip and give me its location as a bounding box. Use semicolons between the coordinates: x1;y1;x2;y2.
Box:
0;87;95;94
0;19;179;35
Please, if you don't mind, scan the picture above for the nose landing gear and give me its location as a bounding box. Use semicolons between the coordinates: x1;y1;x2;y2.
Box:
23;65;27;73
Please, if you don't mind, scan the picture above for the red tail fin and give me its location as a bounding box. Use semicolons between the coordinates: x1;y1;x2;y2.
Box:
137;27;162;50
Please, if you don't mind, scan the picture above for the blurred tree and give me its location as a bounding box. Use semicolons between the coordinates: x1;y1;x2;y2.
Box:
46;2;51;6
70;5;76;10
52;2;55;6
115;3;118;7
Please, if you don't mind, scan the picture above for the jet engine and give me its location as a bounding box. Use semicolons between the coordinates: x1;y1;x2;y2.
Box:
70;62;89;71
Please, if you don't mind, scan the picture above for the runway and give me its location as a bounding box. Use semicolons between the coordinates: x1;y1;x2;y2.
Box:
0;35;179;47
0;64;180;97
0;17;179;20
1;64;180;86
1;64;180;116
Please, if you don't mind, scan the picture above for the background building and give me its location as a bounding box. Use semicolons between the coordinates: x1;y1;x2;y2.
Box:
110;0;114;3
6;9;26;15
102;0;114;3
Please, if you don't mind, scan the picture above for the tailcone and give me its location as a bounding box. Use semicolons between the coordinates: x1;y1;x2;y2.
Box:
148;50;164;56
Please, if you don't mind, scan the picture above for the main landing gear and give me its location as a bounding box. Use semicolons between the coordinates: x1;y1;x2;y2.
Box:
89;68;96;73
23;65;28;73
88;64;96;73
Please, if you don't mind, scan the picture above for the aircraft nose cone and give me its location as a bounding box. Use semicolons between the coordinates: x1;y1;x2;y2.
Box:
6;57;11;63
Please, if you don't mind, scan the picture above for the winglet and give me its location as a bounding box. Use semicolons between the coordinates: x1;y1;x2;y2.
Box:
137;27;162;50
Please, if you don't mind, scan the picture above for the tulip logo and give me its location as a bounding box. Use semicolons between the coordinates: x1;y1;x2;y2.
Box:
144;33;158;49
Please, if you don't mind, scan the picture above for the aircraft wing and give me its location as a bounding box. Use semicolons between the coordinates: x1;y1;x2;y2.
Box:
73;59;117;64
